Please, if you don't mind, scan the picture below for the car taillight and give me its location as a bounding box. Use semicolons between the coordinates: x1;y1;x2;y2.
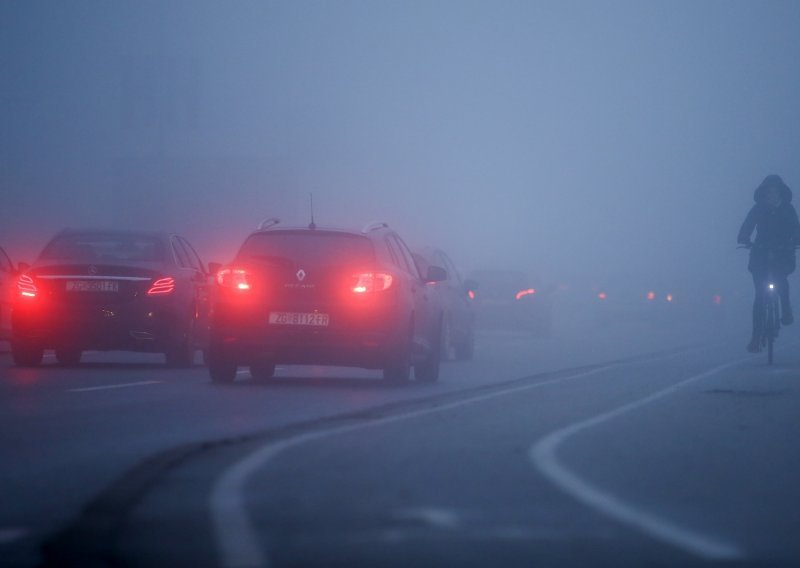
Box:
217;268;252;291
147;277;176;295
18;274;37;298
352;272;393;294
515;288;536;300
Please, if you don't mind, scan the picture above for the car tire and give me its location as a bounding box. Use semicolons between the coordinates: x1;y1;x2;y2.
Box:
207;344;237;384
383;321;412;384
55;349;82;367
455;329;474;361
415;318;442;383
250;359;276;380
165;320;196;368
440;316;456;362
11;340;44;367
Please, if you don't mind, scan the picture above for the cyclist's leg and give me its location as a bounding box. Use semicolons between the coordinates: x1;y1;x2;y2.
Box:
778;273;793;324
750;271;767;351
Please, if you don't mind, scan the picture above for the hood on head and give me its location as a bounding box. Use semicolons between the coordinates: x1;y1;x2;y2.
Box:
754;174;793;204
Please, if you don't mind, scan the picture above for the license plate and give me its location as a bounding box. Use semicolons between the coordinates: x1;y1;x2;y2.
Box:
269;312;330;326
66;280;120;293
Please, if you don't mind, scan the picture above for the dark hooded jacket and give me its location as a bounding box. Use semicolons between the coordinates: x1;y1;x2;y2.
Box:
738;175;800;274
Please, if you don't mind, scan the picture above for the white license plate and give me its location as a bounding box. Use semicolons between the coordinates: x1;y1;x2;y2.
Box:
269;312;330;326
66;280;120;293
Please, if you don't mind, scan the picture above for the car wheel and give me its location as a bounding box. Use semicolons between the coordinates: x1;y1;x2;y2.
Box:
11;340;44;367
415;318;442;383
55;349;82;367
207;344;237;384
383;321;412;384
455;329;475;361
440;316;456;362
250;359;276;380
165;320;196;368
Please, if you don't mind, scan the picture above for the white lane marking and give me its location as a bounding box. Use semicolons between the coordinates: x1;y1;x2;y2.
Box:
0;527;29;544
529;358;751;561
210;365;612;568
391;508;461;530
69;380;162;393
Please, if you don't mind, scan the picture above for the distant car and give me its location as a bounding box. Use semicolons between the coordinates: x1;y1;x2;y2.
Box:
466;269;553;335
207;220;447;384
0;246;20;341
591;285;687;326
11;229;211;367
412;247;475;360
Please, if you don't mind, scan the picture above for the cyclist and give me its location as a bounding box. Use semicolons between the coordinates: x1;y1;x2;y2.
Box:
738;175;800;352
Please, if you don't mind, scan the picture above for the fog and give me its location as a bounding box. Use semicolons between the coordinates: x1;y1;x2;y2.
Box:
3;1;800;301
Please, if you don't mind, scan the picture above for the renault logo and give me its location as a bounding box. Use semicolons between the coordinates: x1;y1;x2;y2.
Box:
88;265;98;275
296;269;306;282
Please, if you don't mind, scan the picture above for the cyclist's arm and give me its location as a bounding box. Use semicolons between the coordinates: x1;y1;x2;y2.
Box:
790;204;800;246
737;205;758;245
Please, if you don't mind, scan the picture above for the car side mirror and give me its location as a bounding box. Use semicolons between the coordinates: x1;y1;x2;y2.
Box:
17;262;30;274
208;262;222;276
425;265;447;283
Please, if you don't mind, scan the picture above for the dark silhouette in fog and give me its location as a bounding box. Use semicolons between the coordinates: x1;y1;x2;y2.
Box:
737;175;799;351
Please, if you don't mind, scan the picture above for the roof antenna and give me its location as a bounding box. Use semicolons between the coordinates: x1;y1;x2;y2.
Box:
309;193;317;230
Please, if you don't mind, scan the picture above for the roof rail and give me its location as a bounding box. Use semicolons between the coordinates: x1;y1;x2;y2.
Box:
361;221;389;234
257;217;281;231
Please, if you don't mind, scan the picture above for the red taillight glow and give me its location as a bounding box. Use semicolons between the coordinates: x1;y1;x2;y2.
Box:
147;277;175;295
352;273;393;294
18;274;37;298
515;288;536;300
712;294;722;305
646;291;656;301
666;294;674;302
217;268;251;291
597;292;607;300
468;290;476;300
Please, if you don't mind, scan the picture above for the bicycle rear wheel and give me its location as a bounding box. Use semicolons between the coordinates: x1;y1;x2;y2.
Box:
768;334;774;365
765;298;778;366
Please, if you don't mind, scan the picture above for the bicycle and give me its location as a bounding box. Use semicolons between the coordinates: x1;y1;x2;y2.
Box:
739;244;782;365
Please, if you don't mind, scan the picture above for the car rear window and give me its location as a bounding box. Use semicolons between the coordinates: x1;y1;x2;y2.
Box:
40;234;166;262
238;231;375;265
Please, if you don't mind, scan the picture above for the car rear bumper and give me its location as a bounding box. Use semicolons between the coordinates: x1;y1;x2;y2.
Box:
12;301;187;352
211;322;407;369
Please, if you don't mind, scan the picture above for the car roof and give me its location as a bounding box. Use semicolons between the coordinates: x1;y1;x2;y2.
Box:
249;225;391;240
55;228;173;241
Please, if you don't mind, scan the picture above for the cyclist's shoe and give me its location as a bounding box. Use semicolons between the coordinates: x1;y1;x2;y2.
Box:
782;311;794;325
747;337;762;353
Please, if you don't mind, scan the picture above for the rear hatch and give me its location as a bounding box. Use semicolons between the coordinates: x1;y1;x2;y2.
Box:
31;264;162;306
235;230;382;329
31;231;168;306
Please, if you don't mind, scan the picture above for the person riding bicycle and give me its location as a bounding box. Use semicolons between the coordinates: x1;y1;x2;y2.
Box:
738;174;800;353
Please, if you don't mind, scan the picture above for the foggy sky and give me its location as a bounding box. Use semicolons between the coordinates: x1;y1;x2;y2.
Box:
2;1;800;295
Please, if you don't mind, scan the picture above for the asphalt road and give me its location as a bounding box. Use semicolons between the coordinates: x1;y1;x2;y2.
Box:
2;317;798;567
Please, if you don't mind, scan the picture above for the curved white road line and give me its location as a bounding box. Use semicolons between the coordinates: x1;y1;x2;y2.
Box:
529;358;752;561
210;365;612;568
